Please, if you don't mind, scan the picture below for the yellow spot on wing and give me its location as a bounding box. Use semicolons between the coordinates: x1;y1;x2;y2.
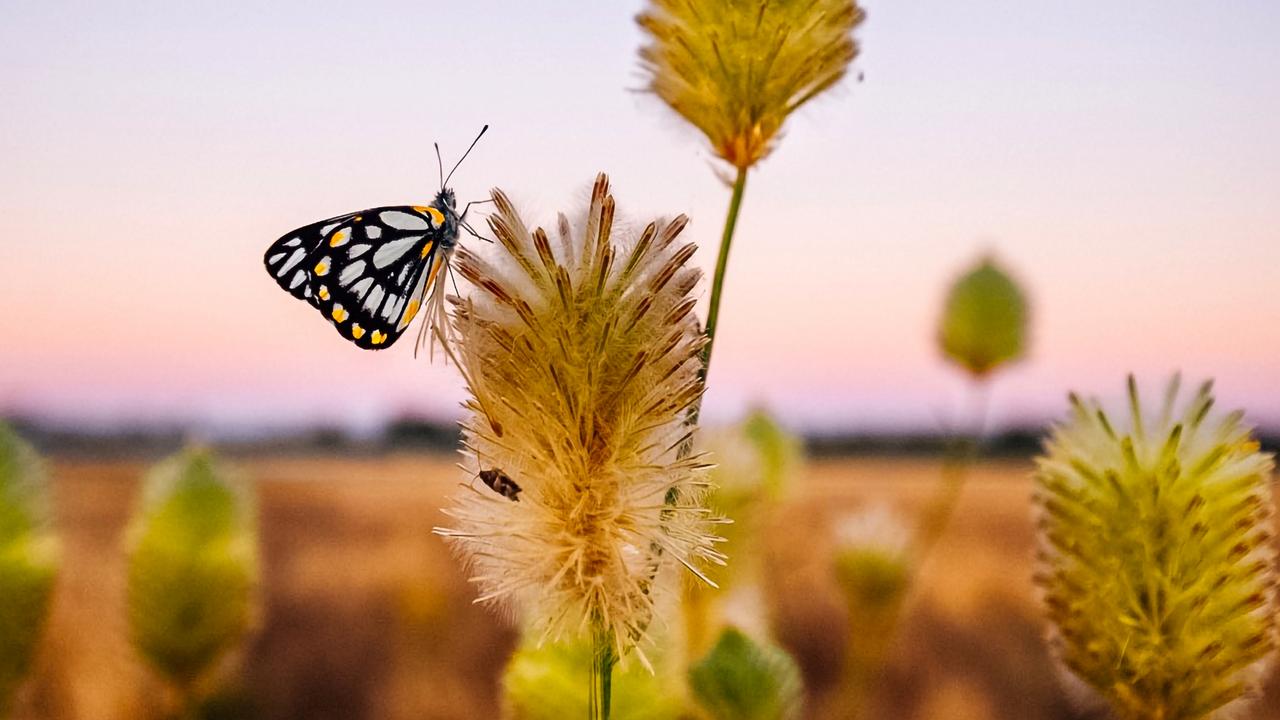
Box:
402;299;420;324
318;286;330;301
414;206;446;226
351;323;365;339
331;305;348;323
425;253;445;289
329;229;350;247
314;258;330;276
371;330;387;345
420;240;435;259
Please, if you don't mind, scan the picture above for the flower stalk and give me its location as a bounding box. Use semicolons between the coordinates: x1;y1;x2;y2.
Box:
590;621;616;720
915;377;990;557
700;166;748;386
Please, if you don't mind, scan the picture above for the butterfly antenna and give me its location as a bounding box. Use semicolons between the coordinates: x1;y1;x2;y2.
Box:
435;142;444;192
443;124;489;188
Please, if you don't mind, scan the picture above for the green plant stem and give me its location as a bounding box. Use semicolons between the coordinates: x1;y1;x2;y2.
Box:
916;377;990;561
697;166;749;400
589;622;615;720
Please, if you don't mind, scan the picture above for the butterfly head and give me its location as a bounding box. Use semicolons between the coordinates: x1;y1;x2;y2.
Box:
436;187;457;212
433;188;461;246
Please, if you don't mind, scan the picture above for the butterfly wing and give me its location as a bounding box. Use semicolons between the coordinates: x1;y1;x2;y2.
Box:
264;205;451;350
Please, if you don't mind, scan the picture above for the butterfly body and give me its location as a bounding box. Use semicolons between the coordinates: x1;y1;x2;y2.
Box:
264;189;460;350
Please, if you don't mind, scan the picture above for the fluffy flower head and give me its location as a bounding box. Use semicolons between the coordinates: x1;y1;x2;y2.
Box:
436;174;724;659
1034;376;1276;720
638;0;866;169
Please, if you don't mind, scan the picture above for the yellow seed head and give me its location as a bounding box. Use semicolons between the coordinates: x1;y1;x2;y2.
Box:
436;174;724;661
1034;376;1277;720
638;0;866;169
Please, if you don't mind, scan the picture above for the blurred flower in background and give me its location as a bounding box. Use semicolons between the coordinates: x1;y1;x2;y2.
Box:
937;255;1029;379
125;448;259;715
828;504;914;719
1035;376;1277;720
0;424;58;717
916;252;1032;560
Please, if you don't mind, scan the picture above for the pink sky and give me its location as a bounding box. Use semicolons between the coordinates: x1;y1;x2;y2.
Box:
2;1;1278;433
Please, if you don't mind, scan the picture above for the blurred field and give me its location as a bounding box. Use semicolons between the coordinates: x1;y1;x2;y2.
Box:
11;456;1280;720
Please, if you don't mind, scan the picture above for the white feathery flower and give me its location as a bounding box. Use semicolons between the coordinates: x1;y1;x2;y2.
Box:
435;174;726;662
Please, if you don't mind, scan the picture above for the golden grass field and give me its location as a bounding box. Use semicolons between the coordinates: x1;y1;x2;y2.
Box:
11;455;1280;720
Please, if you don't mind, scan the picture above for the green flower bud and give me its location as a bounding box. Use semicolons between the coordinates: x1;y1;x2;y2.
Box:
0;424;58;714
1035;376;1276;720
937;255;1028;377
688;627;804;720
125;448;258;690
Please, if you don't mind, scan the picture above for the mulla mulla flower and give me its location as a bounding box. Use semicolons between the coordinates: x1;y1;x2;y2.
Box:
435;175;725;682
1034;376;1276;720
637;0;866;171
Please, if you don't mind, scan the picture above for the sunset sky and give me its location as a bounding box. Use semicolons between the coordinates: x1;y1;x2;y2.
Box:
3;1;1278;434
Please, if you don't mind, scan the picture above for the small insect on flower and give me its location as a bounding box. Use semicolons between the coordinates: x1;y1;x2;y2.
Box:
478;468;522;502
263;127;490;352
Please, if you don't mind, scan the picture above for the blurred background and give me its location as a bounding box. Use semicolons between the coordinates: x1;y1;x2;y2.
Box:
2;1;1278;719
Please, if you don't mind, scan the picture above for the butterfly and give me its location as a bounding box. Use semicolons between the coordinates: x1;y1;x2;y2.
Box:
264;127;489;351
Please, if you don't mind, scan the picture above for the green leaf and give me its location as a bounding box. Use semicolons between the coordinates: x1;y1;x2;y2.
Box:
688;627;803;720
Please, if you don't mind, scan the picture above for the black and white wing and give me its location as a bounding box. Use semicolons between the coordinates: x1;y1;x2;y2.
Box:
264;205;451;350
